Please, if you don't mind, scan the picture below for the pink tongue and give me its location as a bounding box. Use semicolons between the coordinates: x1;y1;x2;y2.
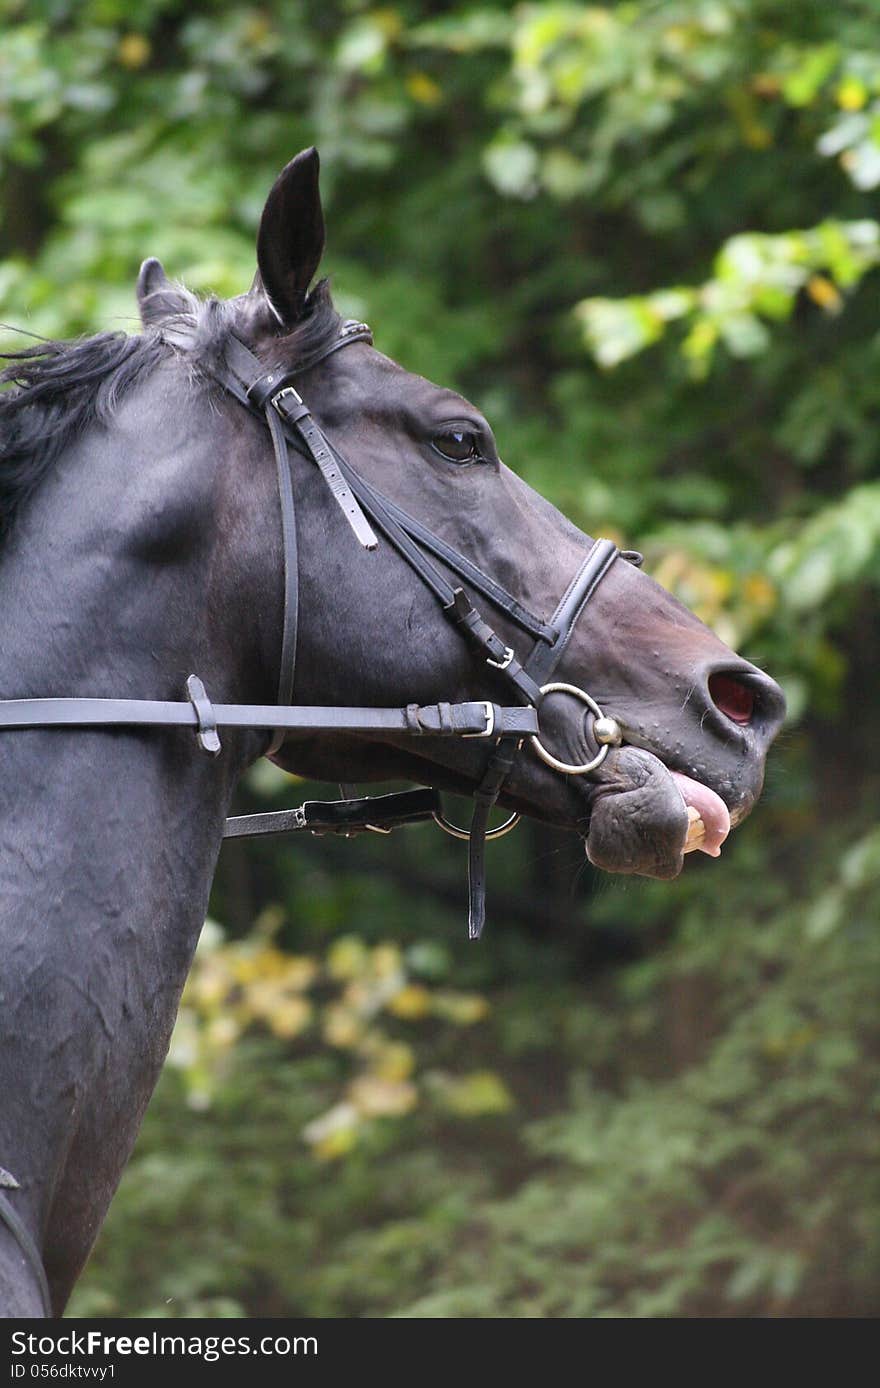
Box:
669;772;731;858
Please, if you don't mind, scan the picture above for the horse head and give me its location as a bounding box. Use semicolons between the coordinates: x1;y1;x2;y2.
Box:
138;147;784;891
0;147;785;1317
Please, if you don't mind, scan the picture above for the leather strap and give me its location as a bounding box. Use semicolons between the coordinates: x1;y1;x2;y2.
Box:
218;333;561;644
264;404;299;753
0;691;538;740
467;738;521;940
223;336;378;552
526;540;618;688
274;392;379;551
225;787;440;839
464;538;620;938
333;463;557;643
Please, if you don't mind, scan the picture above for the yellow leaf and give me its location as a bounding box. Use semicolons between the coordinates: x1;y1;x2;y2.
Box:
806;274;843;312
243;12;271;44
406;72;442;105
231;952;263;985
323;1004;363;1049
268;996;312;1040
327;936;369;980
348;1076;418;1117
370;1041;416;1081
206;1015;240;1050
743;122;772;150
742;573;777;612
253;946;289;979
303;1102;361;1160
387;984;432;1019
836;76;867;111
752;73;782;97
280;955;318;991
430;991;489;1025
242;979;283;1019
373;7;403;39
431;1070;514;1117
312;1128;359;1161
117;34;150;69
190;962;231;1008
371;943;402;978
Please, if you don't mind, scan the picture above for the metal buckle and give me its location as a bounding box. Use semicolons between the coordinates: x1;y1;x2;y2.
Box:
272;385;303;412
463;700;495;738
530;682;622;775
487;646;514;671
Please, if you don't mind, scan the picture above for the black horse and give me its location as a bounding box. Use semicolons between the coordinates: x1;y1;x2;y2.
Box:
0;150;784;1316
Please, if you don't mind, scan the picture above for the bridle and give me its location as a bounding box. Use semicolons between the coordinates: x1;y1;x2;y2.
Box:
0;316;638;937
0;314;638;1314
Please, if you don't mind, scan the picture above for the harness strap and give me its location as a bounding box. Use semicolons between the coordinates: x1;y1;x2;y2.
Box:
329;457;557;643
0;694;538;740
467;738;521;940
226;787;440;839
445;589;543;706
526;542;619;688
264;404;299;752
273;390;379;551
223;336;379;553
217;334;560;645
465;538;620;938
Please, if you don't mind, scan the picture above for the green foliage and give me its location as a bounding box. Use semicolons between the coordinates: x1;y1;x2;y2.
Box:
578;222;880;373
70;814;880;1318
399;818;880;1318
2;0;879;1318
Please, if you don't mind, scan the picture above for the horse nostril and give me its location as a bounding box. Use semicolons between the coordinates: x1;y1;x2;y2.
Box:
708;672;755;726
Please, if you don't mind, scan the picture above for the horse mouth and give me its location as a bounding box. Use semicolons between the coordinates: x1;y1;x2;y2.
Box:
577;739;748;881
668;770;731;857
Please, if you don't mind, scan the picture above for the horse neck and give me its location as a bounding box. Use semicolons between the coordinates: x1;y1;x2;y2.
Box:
0;363;274;1305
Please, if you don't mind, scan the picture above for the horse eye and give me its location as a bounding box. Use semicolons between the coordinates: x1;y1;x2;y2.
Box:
432;428;483;463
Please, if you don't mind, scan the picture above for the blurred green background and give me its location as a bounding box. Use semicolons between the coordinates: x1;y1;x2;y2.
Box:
2;0;879;1318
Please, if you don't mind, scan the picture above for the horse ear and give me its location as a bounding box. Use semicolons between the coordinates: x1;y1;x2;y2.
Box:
136;258;190;328
256;147;325;325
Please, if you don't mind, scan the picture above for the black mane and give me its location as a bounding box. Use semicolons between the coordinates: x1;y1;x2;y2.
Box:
0;331;165;541
0;279;344;541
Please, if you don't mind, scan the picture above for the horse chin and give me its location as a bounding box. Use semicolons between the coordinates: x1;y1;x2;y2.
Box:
582;745;740;881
